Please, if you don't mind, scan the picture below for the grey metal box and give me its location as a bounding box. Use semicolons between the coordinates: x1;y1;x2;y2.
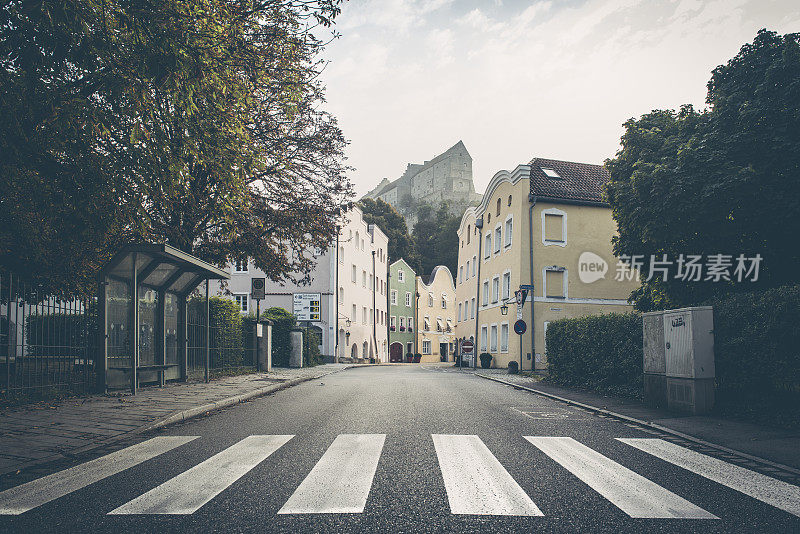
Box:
666;376;715;414
643;311;665;374
663;306;715;379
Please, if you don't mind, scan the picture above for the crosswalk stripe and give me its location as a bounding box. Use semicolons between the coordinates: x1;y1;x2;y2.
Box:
109;435;294;515
277;434;385;514
432;435;543;516
525;436;717;519
619;438;800;517
0;436;197;515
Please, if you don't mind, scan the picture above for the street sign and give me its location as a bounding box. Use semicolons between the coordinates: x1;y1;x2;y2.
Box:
293;293;321;322
514;319;527;335
462;340;474;353
251;278;266;300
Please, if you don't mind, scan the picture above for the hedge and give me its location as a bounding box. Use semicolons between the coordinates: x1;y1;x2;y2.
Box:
708;285;800;427
261;307;295;367
545;313;643;398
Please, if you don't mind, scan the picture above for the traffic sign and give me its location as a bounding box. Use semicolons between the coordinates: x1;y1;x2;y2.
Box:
251;278;266;300
514;319;527;335
462;340;474;353
293;293;321;322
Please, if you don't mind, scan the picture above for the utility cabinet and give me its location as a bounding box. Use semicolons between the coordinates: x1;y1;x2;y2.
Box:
642;306;715;414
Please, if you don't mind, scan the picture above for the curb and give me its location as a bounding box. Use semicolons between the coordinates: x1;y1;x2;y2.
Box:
1;366;353;478
476;373;800;477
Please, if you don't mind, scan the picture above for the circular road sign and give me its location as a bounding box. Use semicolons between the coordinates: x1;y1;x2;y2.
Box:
462;340;474;353
513;319;527;335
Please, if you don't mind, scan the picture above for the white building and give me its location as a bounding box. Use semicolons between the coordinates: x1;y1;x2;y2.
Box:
212;206;389;363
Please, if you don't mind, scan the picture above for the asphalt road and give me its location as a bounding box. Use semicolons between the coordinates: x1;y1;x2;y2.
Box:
1;364;799;533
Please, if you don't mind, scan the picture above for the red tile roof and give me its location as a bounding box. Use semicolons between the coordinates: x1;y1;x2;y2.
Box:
529;158;609;204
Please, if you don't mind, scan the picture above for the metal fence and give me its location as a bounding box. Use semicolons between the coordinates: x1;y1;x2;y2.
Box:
187;297;257;379
1;271;97;397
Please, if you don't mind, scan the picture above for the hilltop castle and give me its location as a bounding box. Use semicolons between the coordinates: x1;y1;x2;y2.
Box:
363;141;482;228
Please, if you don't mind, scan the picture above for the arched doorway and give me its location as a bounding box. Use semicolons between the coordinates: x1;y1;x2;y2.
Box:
351;343;358;361
362;341;369;362
390;342;403;362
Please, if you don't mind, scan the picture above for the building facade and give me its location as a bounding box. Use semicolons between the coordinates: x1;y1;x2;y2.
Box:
415;266;457;363
212;206;389;363
388;259;417;362
363;141;482;229
455;158;639;370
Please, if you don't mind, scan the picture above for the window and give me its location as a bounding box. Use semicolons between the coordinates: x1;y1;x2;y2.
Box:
459;266;463;284
355;231;360;247
339;246;344;263
234;259;248;273
482;280;489;305
487;213;491;224
472;256;476;276
471;298;476;319
424;316;430;331
351;264;356;283
407;317;413;331
352;304;357;322
542;208;567;245
467;225;471;244
422;340;432;354
494;227;501;253
505;217;513;247
362;270;367;287
390;316;396;329
441;293;447;309
502;272;511;300
508;195;512;206
428;293;433;307
370;308;374;324
490;325;498;352
233;294;248;313
398;269;405;283
541;167;561;178
484;234;491;259
496;198;501;216
545;268;565;298
399;316;405;330
480;326;488;352
391;290;397;305
369;274;374;290
492;276;500;303
500;323;509;353
339;287;344;302
458;303;462;322
465;261;470;279
405;292;411;307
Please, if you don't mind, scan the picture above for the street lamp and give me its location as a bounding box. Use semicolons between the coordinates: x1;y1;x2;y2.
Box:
500;302;509;315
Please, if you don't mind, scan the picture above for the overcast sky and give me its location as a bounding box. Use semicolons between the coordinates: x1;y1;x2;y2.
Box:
317;0;800;197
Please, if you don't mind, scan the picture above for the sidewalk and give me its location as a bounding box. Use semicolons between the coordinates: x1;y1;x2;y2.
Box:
473;369;800;472
0;364;354;477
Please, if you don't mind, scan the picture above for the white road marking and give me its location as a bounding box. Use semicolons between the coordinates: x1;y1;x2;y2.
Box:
0;436;197;515
619;438;800;517
526;436;717;519
432;434;543;516
109;435;293;515
278;434;385;514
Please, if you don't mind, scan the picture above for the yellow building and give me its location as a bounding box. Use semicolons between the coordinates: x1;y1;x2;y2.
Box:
455;159;639;370
415;266;457;363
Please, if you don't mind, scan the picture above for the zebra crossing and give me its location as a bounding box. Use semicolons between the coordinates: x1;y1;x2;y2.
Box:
0;434;798;520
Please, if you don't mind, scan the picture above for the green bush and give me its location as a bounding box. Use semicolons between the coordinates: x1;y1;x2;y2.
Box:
545;313;643;398
708;285;800;427
261;307;295;367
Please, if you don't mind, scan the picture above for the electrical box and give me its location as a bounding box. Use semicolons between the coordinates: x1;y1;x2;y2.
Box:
663;307;715;379
642;311;666;408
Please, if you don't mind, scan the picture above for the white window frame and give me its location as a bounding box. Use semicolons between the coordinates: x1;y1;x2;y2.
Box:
407;317;413;331
362;270;367;287
490;324;498;352
459;266;463;284
398;269;405;283
399;316;405;329
428;293;434;307
480;325;488;352
424;316;430;331
472;256;477;276
484;233;492;259
471;298;476;319
491;276;500;303
494;226;501;254
482;280;489;306
504;215;513;248
500;322;509;353
233;259;248;273
502;271;511;300
458;303;462;322
405;292;412;307
352;304;357;322
390;315;396;329
351;264;357;283
543;267;568;299
541;207;567;247
441;293;447;309
391;290;397;305
465;261;470;279
422;340;432;355
233;293;248;313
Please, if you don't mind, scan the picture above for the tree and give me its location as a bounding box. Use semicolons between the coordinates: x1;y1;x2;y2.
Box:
0;0;351;296
412;202;460;277
358;198;418;267
605;30;800;309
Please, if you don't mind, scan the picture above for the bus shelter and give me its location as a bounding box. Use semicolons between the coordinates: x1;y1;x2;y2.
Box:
98;244;229;393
